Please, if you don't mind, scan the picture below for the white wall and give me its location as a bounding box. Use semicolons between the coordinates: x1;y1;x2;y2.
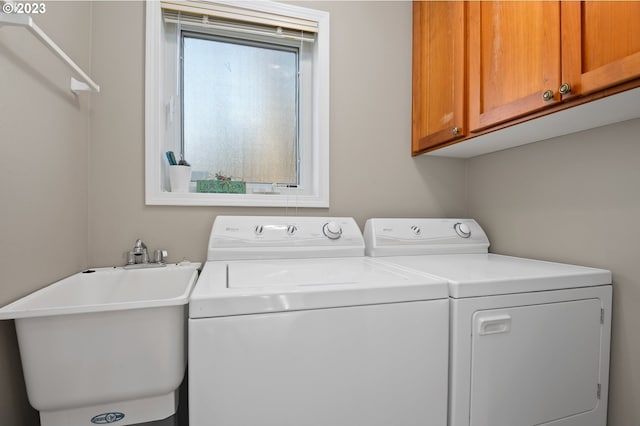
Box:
467;118;640;425
0;2;92;424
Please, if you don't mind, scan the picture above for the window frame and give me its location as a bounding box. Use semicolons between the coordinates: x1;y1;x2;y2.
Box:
145;0;330;207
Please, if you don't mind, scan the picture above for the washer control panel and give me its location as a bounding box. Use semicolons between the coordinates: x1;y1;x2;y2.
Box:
364;218;489;256
208;216;364;260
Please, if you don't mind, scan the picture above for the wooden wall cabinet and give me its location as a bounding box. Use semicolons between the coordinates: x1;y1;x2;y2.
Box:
411;1;466;154
468;1;561;132
412;0;640;157
561;1;640;98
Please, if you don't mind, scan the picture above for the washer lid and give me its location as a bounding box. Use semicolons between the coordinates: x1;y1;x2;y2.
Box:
189;257;448;318
376;254;611;298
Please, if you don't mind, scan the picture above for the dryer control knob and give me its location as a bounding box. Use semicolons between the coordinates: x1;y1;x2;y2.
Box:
454;222;471;238
287;225;298;235
254;225;264;235
410;225;422;235
323;221;343;240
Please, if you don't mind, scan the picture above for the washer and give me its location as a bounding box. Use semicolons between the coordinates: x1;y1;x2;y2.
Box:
189;216;450;426
364;218;612;426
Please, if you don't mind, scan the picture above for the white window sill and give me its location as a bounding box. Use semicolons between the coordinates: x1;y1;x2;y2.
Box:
145;190;329;208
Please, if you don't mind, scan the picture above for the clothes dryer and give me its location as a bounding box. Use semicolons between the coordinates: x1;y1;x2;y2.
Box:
364;218;612;426
189;216;450;426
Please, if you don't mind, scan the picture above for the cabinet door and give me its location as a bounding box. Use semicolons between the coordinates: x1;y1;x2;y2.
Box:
468;1;561;132
562;1;640;98
412;1;466;154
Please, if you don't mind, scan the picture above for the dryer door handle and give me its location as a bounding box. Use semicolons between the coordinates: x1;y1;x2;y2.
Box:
476;314;512;336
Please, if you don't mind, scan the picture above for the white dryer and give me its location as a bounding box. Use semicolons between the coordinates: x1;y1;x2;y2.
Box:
189;216;450;426
364;218;612;426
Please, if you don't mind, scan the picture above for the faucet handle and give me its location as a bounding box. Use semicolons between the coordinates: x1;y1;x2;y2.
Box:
154;249;168;264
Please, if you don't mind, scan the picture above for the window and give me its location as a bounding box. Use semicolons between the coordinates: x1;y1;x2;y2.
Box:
182;33;300;187
145;0;330;207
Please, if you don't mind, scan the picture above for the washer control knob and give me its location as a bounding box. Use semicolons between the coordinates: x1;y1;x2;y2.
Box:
287;225;298;235
454;222;471;238
410;225;421;235
254;225;264;235
323;221;342;240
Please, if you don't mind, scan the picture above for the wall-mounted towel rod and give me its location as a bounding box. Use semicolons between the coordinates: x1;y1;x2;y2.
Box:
0;13;100;93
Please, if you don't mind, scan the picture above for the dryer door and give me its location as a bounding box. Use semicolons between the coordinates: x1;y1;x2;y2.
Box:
469;298;602;426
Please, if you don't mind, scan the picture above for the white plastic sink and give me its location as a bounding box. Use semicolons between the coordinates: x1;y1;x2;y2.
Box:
0;264;198;318
0;263;199;426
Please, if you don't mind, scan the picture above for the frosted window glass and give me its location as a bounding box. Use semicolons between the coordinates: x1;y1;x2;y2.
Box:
183;35;298;184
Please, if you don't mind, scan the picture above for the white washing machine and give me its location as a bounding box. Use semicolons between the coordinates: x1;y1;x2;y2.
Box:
189;216;450;426
364;218;612;426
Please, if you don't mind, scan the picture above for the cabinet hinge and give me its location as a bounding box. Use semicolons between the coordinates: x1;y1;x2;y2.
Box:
597;383;602;399
601;308;605;324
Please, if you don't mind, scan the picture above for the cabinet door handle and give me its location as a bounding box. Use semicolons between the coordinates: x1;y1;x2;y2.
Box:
452;127;461;136
559;83;572;95
542;90;555;101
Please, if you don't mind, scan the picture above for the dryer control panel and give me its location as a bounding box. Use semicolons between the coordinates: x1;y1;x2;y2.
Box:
208;216;365;260
364;218;490;257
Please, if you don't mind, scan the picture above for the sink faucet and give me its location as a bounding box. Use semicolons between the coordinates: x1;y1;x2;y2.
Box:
132;239;149;264
126;240;168;268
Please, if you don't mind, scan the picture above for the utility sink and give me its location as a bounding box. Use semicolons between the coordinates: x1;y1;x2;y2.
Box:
0;263;199;426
